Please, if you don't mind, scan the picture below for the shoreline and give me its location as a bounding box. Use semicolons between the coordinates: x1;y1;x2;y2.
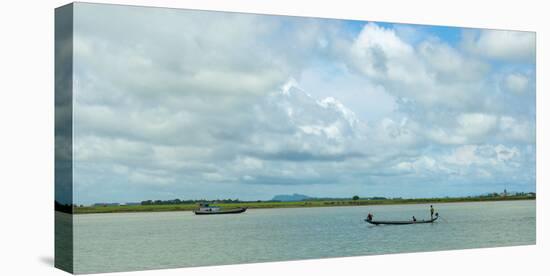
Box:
71;195;535;215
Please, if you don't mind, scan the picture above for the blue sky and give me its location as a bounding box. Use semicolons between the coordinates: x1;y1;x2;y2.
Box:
69;3;535;205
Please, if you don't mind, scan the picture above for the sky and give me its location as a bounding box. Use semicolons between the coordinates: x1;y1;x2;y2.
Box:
70;3;536;205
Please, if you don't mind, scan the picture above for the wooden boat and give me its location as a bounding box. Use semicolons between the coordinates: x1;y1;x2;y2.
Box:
365;215;438;225
193;203;247;215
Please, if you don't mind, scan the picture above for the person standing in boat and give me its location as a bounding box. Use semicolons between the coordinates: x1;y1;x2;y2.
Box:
430;205;435;219
367;213;373;221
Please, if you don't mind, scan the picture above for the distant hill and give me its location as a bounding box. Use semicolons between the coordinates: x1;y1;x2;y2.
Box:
272;193;312;202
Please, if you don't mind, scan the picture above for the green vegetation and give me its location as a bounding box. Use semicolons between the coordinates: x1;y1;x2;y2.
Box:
74;194;535;214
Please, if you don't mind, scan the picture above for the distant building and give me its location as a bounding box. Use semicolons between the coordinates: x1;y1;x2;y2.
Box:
497;189;508;197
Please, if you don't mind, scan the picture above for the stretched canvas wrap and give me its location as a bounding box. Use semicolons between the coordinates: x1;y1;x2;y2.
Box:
55;2;536;274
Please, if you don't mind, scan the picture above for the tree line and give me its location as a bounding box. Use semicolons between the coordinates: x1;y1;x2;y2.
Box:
140;198;243;205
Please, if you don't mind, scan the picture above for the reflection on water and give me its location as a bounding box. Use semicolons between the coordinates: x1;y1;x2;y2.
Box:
73;200;535;274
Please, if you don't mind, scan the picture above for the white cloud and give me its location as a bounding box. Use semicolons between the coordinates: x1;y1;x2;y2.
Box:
456;113;498;139
237;156;264;170
417;39;489;82
297;65;397;122
350;23;427;84
348;23;491;112
443;144;520;167
69;4;535;203
503;73;530;94
444;145;483;166
424;113;498;145
499;116;534;143
462;29;535;62
394;156;438;174
128;170;175;186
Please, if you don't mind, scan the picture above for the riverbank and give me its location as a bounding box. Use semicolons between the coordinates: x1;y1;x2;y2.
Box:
73;195;535;214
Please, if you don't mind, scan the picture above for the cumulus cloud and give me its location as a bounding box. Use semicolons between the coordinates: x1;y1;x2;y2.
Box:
456;113;498;139
461;29;535;63
70;3;536;204
503;73;530;94
348;23;493;113
499;116;534;143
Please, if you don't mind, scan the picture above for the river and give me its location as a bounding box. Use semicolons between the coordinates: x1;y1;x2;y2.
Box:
70;200;535;274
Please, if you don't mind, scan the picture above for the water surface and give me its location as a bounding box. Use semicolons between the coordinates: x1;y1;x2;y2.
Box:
73;200;535;274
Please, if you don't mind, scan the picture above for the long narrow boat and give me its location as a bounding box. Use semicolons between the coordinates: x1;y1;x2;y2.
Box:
365;215;438;225
193;203;247;215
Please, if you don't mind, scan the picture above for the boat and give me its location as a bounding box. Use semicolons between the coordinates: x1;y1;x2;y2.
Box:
365;214;438;225
193;203;247;215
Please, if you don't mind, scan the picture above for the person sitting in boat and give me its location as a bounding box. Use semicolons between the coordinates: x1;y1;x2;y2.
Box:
412;216;417;222
430;205;435;219
367;213;373;221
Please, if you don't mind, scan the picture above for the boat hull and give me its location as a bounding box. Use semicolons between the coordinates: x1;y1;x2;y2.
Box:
193;207;247;215
365;216;438;225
